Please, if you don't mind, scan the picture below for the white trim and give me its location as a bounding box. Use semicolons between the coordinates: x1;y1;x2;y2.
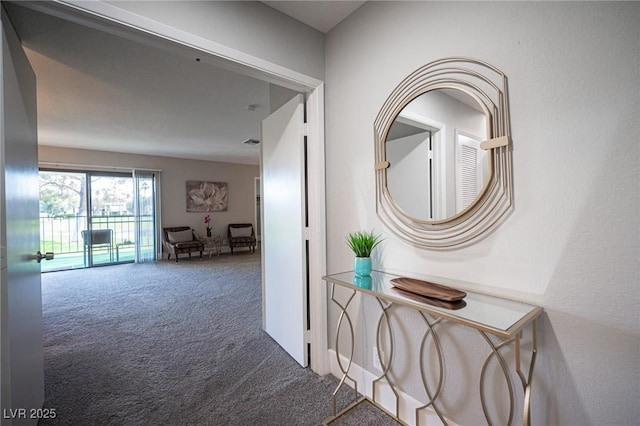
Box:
253;176;261;247
328;349;457;426
306;86;329;375
39;161;161;173
396;110;443;132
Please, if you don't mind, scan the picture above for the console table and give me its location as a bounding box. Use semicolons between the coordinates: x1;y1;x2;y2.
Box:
322;271;542;426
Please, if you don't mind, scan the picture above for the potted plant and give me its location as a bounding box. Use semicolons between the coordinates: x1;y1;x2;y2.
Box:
346;230;383;277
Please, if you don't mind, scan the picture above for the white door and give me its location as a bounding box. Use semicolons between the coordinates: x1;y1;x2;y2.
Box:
456;132;486;212
1;7;45;422
261;94;308;367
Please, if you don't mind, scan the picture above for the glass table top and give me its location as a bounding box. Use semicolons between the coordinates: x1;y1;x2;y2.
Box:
323;271;542;338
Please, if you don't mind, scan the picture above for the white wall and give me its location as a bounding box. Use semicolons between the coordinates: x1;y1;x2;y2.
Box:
38;146;259;249
325;2;639;425
386;132;430;219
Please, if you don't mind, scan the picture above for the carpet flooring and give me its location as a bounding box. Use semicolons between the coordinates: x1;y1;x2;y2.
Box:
39;252;370;425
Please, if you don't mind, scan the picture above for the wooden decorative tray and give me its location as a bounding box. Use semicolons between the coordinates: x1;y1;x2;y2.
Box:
393;288;467;310
390;277;466;302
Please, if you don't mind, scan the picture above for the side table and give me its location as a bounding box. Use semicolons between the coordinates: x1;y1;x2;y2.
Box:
201;235;222;257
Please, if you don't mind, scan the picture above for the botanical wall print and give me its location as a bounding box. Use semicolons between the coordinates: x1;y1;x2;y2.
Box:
186;181;228;212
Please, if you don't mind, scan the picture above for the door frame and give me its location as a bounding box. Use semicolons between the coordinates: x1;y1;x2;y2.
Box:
253;176;261;249
396;110;447;220
30;0;329;374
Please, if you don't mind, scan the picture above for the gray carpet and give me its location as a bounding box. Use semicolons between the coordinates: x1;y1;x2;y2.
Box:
39;252;368;425
325;399;402;426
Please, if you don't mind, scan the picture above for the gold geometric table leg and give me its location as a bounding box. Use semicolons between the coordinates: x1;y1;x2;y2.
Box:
328;282;360;417
479;320;538;426
371;298;402;421
517;321;537;426
415;313;447;426
325;291;409;425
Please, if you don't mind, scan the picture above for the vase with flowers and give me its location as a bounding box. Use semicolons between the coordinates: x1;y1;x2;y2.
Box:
204;215;212;237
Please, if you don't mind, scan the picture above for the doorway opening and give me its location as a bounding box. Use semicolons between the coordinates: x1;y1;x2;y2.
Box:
10;0;327;374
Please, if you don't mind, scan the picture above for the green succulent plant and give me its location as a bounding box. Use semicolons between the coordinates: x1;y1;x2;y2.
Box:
346;230;383;258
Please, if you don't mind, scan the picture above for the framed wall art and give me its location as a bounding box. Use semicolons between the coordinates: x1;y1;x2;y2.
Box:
186;181;228;212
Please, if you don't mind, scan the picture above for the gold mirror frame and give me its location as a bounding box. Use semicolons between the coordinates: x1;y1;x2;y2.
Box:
374;57;513;249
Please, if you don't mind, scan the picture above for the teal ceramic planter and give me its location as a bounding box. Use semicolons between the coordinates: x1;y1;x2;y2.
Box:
354;257;372;277
353;275;372;289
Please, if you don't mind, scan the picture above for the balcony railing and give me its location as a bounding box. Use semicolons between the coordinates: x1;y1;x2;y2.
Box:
40;215;154;272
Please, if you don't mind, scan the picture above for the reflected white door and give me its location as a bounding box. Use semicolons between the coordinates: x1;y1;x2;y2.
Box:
1;7;44;422
261;94;308;367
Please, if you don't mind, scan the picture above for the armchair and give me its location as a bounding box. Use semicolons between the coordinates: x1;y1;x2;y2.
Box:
227;223;256;254
162;226;204;262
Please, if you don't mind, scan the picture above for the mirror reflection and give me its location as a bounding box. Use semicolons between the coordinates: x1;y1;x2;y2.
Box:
385;89;489;221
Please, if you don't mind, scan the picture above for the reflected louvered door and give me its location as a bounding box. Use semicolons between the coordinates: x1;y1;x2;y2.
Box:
460;144;479;209
456;135;484;212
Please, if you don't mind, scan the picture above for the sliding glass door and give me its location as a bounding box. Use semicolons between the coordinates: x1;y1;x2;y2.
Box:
39;168;160;272
39;170;89;270
88;172;134;267
133;170;158;263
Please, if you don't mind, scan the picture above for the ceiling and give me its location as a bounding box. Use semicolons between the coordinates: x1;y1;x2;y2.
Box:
6;1;365;165
263;1;366;33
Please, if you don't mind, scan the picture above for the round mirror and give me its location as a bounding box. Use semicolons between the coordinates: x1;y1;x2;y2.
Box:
385;88;490;222
374;57;513;249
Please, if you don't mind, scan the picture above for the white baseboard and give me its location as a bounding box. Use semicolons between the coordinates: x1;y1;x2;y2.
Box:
327;349;457;426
